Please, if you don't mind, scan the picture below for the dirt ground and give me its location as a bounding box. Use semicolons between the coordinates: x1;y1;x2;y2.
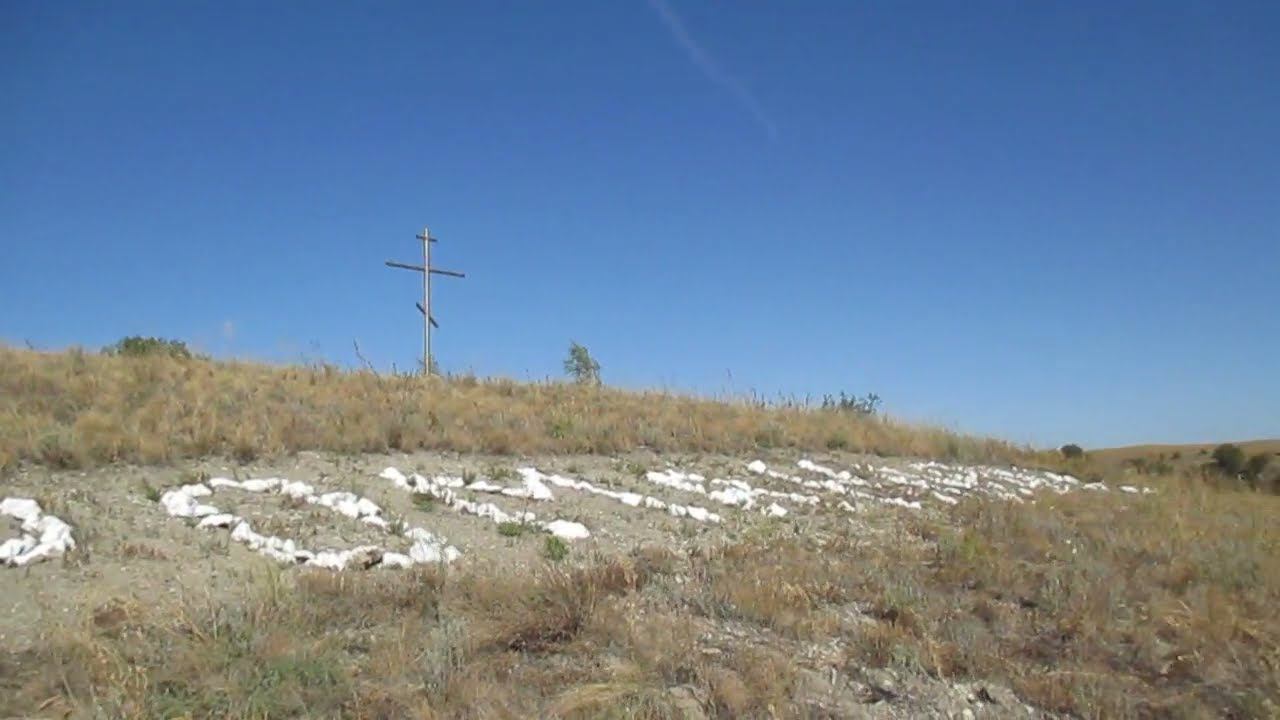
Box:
3;449;1071;718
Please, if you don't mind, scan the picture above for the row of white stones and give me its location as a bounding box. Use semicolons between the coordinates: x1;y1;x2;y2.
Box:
643;469;808;517
749;459;1152;510
160;478;459;570
1;498;75;566
517;467;723;523
378;468;591;541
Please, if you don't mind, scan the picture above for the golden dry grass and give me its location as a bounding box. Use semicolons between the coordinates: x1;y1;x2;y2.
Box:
0;345;1042;472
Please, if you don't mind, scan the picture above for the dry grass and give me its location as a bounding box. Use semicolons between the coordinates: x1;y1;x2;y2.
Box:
0;551;778;719
0;345;1041;472
860;482;1280;718
5;479;1276;718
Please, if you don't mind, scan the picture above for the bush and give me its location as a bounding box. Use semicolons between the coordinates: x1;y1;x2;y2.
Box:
103;336;193;360
1212;444;1247;477
563;342;601;385
1060;444;1085;460
1244;453;1271;487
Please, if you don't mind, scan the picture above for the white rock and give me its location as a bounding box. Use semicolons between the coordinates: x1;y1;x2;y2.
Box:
544;520;590;540
279;481;314;498
0;535;36;562
409;540;446;563
379;552;414;568
198;513;239;528
0;498;42;523
240;478;281;493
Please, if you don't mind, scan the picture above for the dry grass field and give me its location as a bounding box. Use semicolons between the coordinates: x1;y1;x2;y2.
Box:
2;346;1278;719
0;346;1040;472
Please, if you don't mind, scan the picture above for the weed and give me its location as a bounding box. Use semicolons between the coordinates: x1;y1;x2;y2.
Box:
497;521;526;537
543;536;569;562
139;481;161;503
487;465;515;482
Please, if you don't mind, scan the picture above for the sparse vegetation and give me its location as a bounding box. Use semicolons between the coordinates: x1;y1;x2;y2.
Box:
820;391;881;416
0;346;1037;472
139;480;161;503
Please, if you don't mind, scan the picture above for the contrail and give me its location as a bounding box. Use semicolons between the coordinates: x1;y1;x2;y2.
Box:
644;0;777;138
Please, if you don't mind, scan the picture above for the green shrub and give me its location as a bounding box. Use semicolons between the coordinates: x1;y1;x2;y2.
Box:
1212;444;1247;476
103;335;193;359
1060;444;1085;460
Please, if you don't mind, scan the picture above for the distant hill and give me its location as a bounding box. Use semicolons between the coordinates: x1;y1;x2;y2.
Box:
1089;439;1280;467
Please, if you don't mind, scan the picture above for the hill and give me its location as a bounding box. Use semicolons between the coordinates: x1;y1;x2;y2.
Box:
2;345;1277;718
1089;439;1280;471
0;345;1044;472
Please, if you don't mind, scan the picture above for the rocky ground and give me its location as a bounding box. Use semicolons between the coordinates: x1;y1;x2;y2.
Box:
2;449;1135;718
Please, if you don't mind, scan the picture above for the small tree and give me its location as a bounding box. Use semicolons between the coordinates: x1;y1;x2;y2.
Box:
1212;443;1247;477
563;341;601;385
1060;444;1085;460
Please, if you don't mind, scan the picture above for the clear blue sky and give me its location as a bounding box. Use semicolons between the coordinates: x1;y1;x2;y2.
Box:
2;1;1277;449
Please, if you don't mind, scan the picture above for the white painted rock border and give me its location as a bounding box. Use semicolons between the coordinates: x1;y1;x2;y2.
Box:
1;497;76;566
518;467;723;523
465;472;555;501
643;469;795;517
747;458;1153;511
379;468;591;541
159;477;459;570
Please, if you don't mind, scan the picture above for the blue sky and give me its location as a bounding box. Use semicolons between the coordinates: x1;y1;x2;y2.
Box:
2;1;1277;448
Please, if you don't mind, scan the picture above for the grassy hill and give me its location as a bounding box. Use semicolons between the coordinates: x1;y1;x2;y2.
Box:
0;345;1048;472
